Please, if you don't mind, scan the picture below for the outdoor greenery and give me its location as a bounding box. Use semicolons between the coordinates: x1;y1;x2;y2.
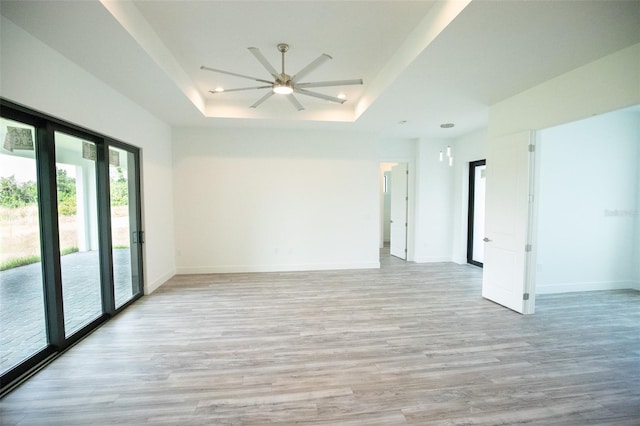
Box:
0;167;129;213
56;169;77;216
0;175;37;208
110;167;129;207
0;254;41;271
0;169;77;214
1;166;130;271
0;246;79;271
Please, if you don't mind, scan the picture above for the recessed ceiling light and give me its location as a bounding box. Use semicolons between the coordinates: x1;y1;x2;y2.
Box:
213;87;224;93
440;123;454;128
337;93;346;99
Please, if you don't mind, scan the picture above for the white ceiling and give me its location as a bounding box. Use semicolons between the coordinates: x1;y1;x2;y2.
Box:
1;0;639;139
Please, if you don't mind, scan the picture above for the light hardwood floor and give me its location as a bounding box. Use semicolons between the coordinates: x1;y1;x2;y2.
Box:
2;254;639;425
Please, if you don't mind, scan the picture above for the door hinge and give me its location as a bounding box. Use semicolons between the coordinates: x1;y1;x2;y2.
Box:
523;293;530;300
525;244;532;252
528;144;535;152
406;170;409;175
405;222;408;227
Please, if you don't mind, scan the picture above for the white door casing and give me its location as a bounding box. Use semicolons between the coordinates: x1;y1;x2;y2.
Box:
390;163;408;260
482;131;536;314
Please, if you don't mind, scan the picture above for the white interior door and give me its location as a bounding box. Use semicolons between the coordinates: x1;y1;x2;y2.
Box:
390;163;408;259
482;131;536;314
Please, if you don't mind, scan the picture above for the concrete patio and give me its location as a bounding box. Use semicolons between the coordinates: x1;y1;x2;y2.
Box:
0;249;135;375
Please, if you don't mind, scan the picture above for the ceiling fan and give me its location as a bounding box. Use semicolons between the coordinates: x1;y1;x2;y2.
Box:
201;43;363;111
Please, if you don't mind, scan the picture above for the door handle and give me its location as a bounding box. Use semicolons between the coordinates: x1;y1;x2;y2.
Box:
483;237;491;242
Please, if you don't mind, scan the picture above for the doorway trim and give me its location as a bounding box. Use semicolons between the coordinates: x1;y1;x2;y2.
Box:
378;160;414;261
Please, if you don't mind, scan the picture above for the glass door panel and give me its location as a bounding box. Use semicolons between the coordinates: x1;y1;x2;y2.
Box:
109;147;141;308
467;160;486;267
54;132;102;337
0;118;48;375
472;164;486;264
1;101;146;394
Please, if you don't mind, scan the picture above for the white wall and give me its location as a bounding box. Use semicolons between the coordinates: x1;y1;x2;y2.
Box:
173;127;380;273
636;133;640;289
636;132;640;289
450;129;488;264
490;43;640;139
536;109;640;293
413;138;454;262
0;17;176;293
488;42;640;297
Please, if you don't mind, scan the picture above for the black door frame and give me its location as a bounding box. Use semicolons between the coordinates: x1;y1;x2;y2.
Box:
467;159;486;267
0;99;144;395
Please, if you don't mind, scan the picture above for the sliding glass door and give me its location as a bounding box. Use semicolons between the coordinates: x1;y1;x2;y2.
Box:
108;146;142;308
0;118;48;377
54;132;103;336
0;101;143;392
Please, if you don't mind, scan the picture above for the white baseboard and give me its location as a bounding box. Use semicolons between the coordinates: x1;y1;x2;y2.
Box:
536;280;638;294
144;269;176;294
414;256;452;263
176;261;380;275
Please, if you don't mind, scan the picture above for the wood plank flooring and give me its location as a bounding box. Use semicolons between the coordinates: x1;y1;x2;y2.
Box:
2;255;639;425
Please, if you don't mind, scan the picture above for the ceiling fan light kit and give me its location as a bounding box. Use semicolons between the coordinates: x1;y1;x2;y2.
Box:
273;83;293;95
201;43;363;111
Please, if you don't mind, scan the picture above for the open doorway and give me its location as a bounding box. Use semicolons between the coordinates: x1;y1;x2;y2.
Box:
482;106;640;314
379;162;408;260
533;105;640;296
381;168;392;248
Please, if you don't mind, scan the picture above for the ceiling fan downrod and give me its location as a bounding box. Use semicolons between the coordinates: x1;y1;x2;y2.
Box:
277;43;289;82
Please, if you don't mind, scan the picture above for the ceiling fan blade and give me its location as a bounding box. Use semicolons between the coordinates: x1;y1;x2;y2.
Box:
250;91;274;109
201;65;272;84
287;94;305;111
248;47;280;80
210;85;271;94
294;88;346;104
291;54;332;83
295;79;363;89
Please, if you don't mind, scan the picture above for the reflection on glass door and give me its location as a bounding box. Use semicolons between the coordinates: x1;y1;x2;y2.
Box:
109;147;141;308
54;132;102;337
467;159;486;267
0;118;48;375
